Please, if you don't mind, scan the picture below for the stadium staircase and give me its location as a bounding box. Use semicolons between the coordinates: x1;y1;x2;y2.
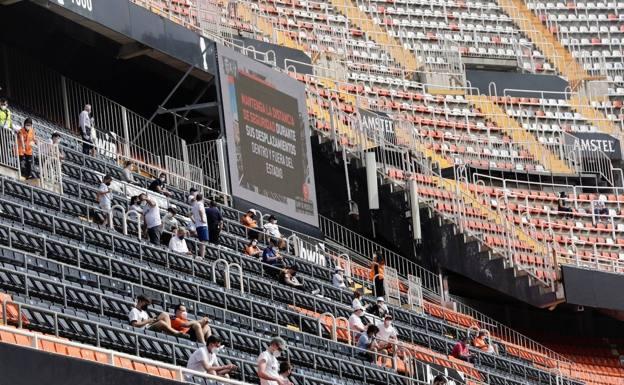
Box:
569;95;622;139
467;95;575;175
236;2;305;52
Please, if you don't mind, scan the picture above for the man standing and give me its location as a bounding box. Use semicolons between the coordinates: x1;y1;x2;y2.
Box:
97;175;113;226
0;98;12;130
192;194;208;259
141;193;162;245
79;104;93;155
205;200;223;245
16;118;36;179
257;337;291;385
186;336;237;378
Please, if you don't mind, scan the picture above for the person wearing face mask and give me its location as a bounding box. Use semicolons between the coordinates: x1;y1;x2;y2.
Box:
245;238;263;258
257;337;291;385
169;228;192;255
263;215;286;249
377;315;399;356
140;193;162;245
79;104;93;155
97;175;113;226
186;335;237;378
149;172;172;197
16;118;37;179
332;266;348;288
170;304;212;345
48;132;65;161
127;295;178;334
0;98;12;131
161;206;179;246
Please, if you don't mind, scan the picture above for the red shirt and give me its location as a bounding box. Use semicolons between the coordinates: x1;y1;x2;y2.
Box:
170;317;190;334
451;341;469;358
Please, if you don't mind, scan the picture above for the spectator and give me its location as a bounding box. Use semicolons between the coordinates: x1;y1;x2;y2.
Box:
169;228;192;255
263;215;286;249
432;375;448;385
367;297;389;318
128;195;143;214
170;304;212;345
348;305;367;340
593;195;609;221
205;200;223;245
352;290;363;310
188;187;198;204
192;194;208;259
97;175;113;226
186;335;237;378
279;266;304;289
369;252;385;297
149;172;172;197
450;337;472;362
244;239;263;258
278;362;293;382
79;104;93;155
121;161;137;184
557;192;573;215
49;132;65;161
141;193;162;245
16;117;36;179
473;330;496;354
161;206;179;245
128;294;178;334
377;315;398;355
356;324;379;362
332;266;347;288
0;98;12;130
241;209;259;240
262;239;285;269
257;337;290;385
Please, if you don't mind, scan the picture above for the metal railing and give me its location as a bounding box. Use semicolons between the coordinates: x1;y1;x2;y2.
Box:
36;142;63;194
186;139;226;192
0;128;20;175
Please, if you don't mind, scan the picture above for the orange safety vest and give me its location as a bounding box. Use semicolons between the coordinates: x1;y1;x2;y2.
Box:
17;127;35;156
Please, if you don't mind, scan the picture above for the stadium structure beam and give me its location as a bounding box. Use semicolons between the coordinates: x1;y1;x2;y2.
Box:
117;42;153;60
155;102;219;114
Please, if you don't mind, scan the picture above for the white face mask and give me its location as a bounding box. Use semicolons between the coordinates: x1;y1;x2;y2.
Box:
0;105;6;111
384;321;391;328
272;350;282;358
180;311;188;319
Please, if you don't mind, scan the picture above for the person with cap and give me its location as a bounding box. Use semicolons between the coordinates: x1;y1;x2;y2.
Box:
257;337;291;385
432;374;448;385
241;209;259;240
348;305;367;341
16;117;37;179
186;335;237;378
332;266;347;288
161;205;179;246
377;314;399;355
366;296;389;319
263;215;286;249
244;238;263;258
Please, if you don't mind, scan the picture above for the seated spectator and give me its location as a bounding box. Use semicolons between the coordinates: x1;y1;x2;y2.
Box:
244;239;263;258
348;305;367;340
257;337;290;385
367;297;389;318
149;172;172;197
169;228;192;255
279;266;304;289
332;266;348;288
121;161;137;184
128;195;143;215
356;324;379;363
450;337;472;362
376;315;398;354
241;209;259;240
432;374;448;385
97;175;113;226
473;331;496;354
593;195;609;221
128;295;179;335
263;215;286;249
557;192;573;215
352;290;363;310
161;206;179;245
188;187;198;204
262;239;285;268
170;304;212;345
186;335;237;378
140;193;162;245
279;362;293;382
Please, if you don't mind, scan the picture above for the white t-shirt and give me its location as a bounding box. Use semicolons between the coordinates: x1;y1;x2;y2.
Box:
263;222;281;238
257;350;279;385
144;202;162;229
348;313;365;334
192;201;207;228
332;273;346;288
187;346;218;372
122;168;135;183
128;307;149;328
352;298;362;309
98;183;112;210
169;236;189;254
377;324;398;342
